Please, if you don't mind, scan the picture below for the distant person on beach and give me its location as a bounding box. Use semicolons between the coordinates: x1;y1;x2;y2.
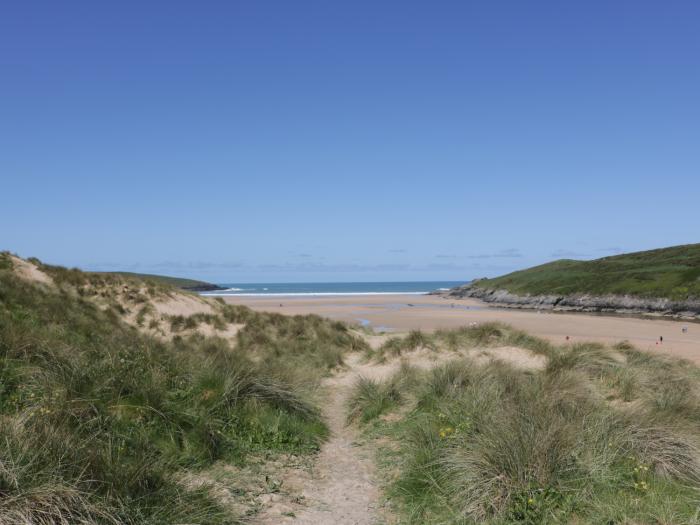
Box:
659;336;663;344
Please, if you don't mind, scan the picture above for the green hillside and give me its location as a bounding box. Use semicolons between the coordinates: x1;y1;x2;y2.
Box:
473;243;700;300
18;257;220;292
104;271;222;291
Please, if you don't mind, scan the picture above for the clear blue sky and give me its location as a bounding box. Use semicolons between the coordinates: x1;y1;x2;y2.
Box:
2;1;698;282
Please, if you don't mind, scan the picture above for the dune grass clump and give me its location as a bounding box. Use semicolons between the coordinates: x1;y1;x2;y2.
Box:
347;377;402;424
356;328;700;524
371;322;555;363
546;341;620;376
219;302;255;324
0;263;360;523
135;303;155;327
375;330;435;361
168;312;228;332
235;312;369;374
347;364;421;424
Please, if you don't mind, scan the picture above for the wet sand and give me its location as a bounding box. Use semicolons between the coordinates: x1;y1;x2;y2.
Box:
222;294;700;364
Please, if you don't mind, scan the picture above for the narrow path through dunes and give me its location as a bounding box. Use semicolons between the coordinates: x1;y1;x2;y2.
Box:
253;345;542;524
254;353;393;525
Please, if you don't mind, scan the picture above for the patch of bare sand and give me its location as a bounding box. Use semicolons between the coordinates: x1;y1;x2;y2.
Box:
465;345;547;371
10;256;53;286
180;469;254;518
127;315;244;341
191;322;244;339
351;330;392;351
117;293;214;335
180;454;312;519
121;292;246;340
150;293;215;317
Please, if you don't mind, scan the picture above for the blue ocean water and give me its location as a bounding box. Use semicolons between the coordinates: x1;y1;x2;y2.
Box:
201;281;464;297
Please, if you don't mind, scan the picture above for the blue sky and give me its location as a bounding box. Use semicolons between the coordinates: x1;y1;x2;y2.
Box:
2;1;699;282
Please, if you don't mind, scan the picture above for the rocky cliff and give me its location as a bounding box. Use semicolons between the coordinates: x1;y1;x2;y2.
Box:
445;283;700;319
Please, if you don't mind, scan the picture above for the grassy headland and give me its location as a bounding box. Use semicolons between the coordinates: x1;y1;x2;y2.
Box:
0;252;366;523
18;257;221;292
465;243;700;300
104;272;223;291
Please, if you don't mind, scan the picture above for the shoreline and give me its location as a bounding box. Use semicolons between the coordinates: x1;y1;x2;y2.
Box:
202;291;432;297
221;293;700;364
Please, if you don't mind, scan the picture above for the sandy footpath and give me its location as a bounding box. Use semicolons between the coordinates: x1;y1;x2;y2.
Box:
254;346;484;524
222;294;700;364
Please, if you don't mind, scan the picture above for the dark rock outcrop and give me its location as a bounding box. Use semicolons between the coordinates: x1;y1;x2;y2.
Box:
181;283;225;292
445;284;700;319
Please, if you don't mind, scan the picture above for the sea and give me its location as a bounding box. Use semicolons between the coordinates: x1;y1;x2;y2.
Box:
200;281;464;297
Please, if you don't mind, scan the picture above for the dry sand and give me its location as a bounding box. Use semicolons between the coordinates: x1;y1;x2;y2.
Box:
222;294;700;364
10;255;53;286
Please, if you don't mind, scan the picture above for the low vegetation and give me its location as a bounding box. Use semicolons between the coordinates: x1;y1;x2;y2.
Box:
0;254;365;523
372;324;551;362
352;324;700;524
468;243;700;300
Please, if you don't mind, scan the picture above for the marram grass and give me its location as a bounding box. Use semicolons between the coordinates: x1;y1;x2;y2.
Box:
0;258;365;524
353;326;700;524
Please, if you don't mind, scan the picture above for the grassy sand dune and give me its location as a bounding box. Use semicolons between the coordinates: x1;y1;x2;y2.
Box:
0;253;367;523
350;324;700;523
103;271;222;291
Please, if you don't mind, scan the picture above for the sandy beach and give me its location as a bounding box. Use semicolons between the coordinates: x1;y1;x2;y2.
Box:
222;294;700;364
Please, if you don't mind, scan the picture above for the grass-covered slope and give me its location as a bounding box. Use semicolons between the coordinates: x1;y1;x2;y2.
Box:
472;243;700;300
0;253;366;523
105;272;223;291
353;324;700;524
14;255;222;291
